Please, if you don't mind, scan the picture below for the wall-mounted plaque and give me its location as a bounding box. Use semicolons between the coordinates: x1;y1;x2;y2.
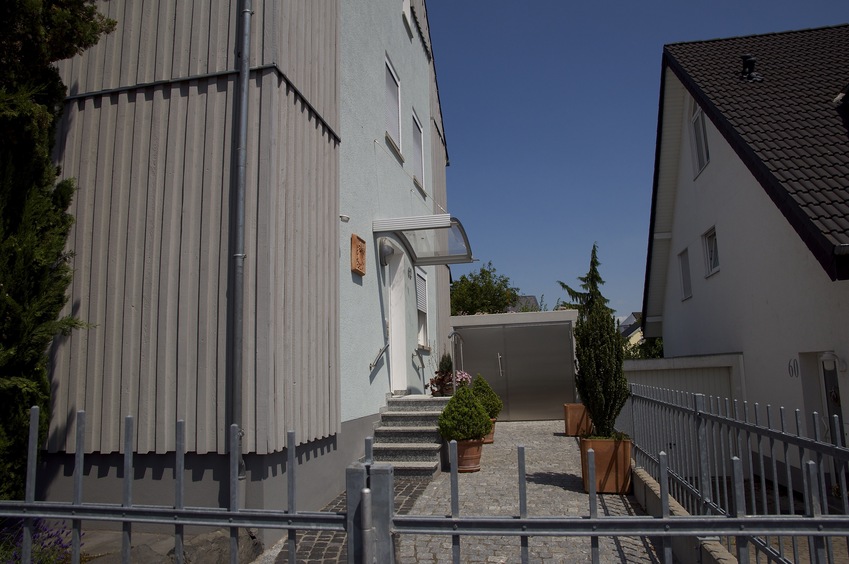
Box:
351;234;366;276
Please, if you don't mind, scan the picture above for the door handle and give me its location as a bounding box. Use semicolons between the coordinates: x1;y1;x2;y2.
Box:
497;352;504;379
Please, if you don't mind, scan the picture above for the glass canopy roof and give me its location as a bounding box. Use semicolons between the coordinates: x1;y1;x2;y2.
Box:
372;214;473;266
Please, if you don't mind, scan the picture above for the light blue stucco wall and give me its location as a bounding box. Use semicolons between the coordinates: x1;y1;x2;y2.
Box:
338;1;444;421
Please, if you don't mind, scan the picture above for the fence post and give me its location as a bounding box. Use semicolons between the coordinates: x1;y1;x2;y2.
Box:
731;456;749;564
805;460;827;564
122;415;134;563
361;488;374;564
73;411;86;564
659;452;673;564
588;449;599;564
175;420;185;564
369;462;395;564
694;394;711;514
287;430;297;563
346;463;367;564
229;424;240;564
22;406;39;564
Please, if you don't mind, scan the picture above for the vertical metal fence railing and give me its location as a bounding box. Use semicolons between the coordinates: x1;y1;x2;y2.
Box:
0;407;347;564
5;398;849;564
626;383;849;563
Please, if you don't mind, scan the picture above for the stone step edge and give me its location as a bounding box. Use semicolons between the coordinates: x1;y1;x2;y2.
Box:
373;425;439;433
381;411;444;416
378;460;439;469
372;442;442;450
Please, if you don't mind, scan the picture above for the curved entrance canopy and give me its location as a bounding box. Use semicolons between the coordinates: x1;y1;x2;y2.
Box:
372;214;473;266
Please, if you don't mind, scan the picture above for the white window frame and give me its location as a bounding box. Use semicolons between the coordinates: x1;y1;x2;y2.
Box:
411;111;424;190
690;103;710;176
415;268;428;348
385;59;402;158
402;0;414;38
679;248;692;300
703;227;720;277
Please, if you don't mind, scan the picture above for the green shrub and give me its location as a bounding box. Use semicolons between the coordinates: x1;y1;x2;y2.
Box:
470;374;502;419
437;352;453;374
437;386;492;441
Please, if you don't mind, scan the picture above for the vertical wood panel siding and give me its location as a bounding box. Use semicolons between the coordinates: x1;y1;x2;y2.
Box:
50;0;340;455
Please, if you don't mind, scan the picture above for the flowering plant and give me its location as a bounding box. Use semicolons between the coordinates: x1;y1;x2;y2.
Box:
426;361;472;397
454;370;472;387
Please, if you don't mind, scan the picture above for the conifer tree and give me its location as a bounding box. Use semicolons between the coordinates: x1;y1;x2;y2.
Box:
562;244;629;437
0;0;114;500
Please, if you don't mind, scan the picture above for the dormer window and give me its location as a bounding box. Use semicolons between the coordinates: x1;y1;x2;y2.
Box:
690;104;710;176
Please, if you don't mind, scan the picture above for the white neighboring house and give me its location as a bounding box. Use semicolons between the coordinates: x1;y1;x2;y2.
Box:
641;25;849;444
43;0;469;533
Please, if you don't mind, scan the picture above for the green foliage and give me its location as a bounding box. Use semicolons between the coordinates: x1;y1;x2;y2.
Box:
568;245;629;437
470;374;502;419
450;261;519;315
624;337;664;360
437;386;492;441
0;0;113;500
438;352;453;374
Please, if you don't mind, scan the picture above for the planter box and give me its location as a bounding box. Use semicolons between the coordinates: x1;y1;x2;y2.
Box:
483;418;496;444
580;437;632;494
563;403;592;436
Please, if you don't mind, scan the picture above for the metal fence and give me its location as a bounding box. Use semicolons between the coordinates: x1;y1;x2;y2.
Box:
625;383;849;563
3;397;849;564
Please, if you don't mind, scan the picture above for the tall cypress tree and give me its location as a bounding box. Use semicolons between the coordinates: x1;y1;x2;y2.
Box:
0;0;114;500
562;244;629;437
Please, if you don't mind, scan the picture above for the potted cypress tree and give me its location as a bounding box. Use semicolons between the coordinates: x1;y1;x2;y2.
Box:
471;374;503;444
437;386;492;472
561;244;631;493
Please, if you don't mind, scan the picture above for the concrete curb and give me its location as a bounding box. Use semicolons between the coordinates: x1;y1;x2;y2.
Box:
631;464;737;564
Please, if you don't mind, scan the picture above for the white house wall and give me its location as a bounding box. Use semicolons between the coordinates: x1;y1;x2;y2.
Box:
661;75;849;419
339;0;446;420
50;0;340;455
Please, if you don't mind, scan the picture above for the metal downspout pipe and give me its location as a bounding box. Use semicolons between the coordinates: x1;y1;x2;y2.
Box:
231;0;252;479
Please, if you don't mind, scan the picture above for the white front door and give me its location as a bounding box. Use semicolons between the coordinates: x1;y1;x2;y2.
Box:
387;247;410;394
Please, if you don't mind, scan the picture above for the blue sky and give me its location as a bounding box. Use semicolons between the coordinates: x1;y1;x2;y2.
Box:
427;1;846;317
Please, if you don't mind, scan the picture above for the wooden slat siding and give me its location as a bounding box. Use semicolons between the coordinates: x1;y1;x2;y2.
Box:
155;82;187;454
214;77;234;456
101;91;133;453
120;90;149;454
197;77;230;455
410;0;432;56
50;0;340;455
73;96;100;452
85;94;116;452
48;106;75;452
277;0;339;135
242;74;260;453
256;71;278;455
136;86;165;454
177;80;202;449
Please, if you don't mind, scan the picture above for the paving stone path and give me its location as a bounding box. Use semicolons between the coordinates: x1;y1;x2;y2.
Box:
257;420;664;563
396;420;663;563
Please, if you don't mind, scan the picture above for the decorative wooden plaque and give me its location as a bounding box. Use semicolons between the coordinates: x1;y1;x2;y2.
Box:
351;234;366;276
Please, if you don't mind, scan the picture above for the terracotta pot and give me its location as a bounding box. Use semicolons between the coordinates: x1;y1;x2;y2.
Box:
455;439;484;472
564;403;593;436
580;437;632;494
483;418;496;444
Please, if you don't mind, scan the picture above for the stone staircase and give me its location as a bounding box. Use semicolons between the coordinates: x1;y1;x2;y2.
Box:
371;395;449;477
